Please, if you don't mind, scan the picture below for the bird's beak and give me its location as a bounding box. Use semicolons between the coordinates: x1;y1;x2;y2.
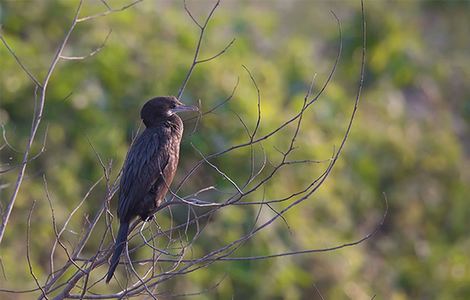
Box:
170;103;199;114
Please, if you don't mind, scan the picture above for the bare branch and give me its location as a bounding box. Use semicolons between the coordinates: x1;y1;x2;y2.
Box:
196;38;236;64
191;142;243;195
1;124;21;153
0;0;84;246
0;33;42;87
242;65;262;140
60;29;112;60
177;0;235;99
183;0;202;29
313;284;326;300
76;0;143;23
26;201;49;299
184;77;239;123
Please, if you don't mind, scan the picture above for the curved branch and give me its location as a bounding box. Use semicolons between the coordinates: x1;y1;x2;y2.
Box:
0;0;84;246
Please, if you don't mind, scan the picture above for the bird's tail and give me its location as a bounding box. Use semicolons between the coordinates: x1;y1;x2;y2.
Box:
106;222;129;283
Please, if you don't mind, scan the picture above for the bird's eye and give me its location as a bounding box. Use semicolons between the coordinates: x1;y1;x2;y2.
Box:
171;103;176;109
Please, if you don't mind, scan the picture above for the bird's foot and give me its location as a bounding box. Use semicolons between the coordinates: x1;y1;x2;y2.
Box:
143;215;154;222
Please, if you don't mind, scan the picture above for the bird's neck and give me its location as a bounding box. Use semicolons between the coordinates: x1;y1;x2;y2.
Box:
145;115;183;133
166;114;183;133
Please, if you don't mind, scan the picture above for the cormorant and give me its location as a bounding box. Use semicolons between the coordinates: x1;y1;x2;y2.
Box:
106;96;197;283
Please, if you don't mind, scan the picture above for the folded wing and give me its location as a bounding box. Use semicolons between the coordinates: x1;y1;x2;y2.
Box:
118;129;169;222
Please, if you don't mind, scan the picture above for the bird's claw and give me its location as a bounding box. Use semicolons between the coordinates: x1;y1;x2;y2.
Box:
144;215;154;222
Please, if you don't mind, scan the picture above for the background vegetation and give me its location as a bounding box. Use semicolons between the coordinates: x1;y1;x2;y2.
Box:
1;0;469;299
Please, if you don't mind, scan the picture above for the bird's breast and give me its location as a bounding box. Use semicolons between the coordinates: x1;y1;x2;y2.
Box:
152;130;181;204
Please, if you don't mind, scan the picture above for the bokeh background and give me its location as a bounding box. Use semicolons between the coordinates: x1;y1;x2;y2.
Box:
1;0;470;299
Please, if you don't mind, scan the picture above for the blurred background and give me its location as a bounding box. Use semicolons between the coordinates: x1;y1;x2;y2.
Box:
1;0;469;299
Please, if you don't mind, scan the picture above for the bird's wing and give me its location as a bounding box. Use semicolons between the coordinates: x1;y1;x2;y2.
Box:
117;129;169;221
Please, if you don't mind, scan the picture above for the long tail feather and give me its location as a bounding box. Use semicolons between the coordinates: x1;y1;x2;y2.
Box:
106;222;129;283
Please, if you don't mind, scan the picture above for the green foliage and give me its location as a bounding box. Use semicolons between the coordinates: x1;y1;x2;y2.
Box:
1;0;469;299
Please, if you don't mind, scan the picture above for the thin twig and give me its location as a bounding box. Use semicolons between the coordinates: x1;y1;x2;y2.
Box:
177;0;235;99
60;29;112;60
26;201;49;299
0;33;42;87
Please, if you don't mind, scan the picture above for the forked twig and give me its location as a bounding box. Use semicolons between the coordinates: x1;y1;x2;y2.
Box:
177;0;235;99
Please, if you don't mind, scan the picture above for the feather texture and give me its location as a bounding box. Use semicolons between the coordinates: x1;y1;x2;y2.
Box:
106;96;190;283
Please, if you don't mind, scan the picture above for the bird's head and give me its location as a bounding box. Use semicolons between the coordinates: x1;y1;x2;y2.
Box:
140;96;198;127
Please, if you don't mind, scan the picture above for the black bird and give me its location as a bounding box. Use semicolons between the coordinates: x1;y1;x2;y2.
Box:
106;96;197;283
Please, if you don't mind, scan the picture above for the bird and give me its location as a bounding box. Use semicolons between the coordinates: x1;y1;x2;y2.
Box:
106;96;197;283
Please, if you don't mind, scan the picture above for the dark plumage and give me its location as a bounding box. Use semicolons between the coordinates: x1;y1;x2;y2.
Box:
106;96;197;283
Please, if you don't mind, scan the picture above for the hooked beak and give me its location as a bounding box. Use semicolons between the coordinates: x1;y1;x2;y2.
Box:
170;103;199;114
